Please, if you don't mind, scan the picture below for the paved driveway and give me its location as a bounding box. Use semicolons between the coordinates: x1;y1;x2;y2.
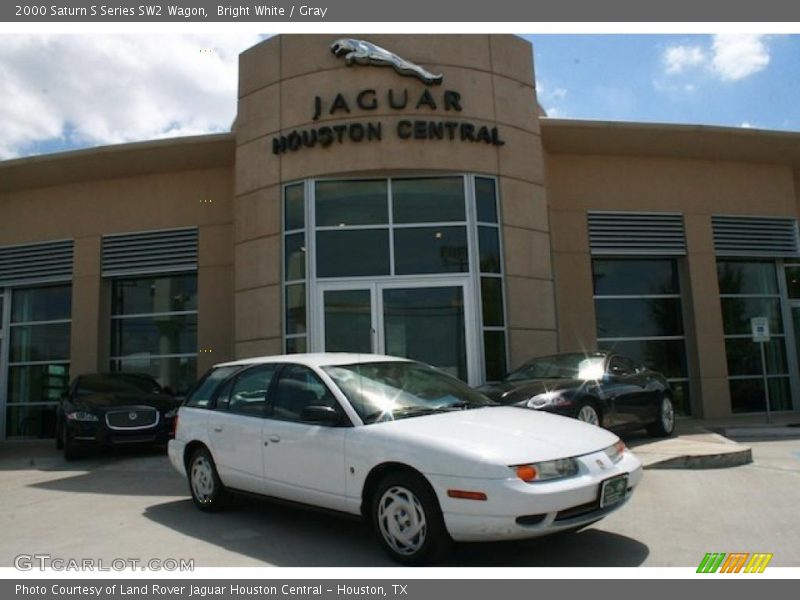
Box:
0;437;798;567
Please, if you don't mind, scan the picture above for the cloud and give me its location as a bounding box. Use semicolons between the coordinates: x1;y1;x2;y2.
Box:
0;34;264;159
710;34;770;81
663;45;706;74
740;121;753;128
535;80;568;118
659;35;771;86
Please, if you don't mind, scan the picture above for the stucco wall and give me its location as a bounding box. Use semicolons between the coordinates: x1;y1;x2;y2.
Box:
0;165;235;376
233;34;555;366
547;153;797;416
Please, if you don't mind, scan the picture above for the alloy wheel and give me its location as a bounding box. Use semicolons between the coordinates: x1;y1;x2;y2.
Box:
577;404;600;426
661;397;675;433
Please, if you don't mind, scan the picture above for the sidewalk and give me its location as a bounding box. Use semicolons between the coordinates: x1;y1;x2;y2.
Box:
626;411;800;469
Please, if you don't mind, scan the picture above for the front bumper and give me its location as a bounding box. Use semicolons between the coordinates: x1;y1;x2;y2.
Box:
66;417;174;447
428;448;643;542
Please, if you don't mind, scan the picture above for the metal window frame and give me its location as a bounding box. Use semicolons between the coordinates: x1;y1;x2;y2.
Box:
718;258;800;412
591;256;693;412
281;173;508;386
108;273;200;387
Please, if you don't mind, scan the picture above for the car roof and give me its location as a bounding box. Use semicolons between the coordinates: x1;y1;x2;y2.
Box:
214;353;412;369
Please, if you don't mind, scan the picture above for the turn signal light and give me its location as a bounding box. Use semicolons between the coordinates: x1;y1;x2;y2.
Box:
447;489;488;501
515;465;538;482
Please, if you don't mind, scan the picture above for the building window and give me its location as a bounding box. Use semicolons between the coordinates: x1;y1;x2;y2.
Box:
110;274;197;395
283;182;307;354
282;175;508;384
718;260;792;413
592;258;691;415
5;284;71;438
475;177;507;382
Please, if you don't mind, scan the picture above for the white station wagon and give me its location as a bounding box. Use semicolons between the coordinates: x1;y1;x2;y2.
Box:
168;353;643;564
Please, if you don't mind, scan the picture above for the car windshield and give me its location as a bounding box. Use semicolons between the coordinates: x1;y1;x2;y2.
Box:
77;374;164;395
322;361;497;424
505;354;606;382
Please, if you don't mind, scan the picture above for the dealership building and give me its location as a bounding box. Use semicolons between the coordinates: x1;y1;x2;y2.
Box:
1;33;800;439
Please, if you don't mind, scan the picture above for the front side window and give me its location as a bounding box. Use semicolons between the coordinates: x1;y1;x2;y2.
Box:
110;274;197;395
270;364;341;423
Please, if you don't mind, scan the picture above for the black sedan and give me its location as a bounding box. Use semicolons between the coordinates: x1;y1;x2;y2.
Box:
55;373;181;459
477;352;675;437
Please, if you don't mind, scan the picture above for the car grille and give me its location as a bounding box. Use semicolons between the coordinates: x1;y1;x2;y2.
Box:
105;408;159;430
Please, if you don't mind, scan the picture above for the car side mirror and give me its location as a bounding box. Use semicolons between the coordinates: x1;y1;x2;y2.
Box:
301;405;345;426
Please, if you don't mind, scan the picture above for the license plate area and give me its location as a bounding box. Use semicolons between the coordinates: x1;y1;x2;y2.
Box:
599;474;628;508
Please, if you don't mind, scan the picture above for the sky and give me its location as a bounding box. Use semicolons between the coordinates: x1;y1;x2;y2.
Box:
0;33;798;160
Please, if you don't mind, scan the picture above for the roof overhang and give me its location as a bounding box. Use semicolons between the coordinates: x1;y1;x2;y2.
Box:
0;133;236;193
541;118;800;172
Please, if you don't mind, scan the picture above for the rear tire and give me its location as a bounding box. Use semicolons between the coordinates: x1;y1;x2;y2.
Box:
574;402;602;427
370;471;451;565
188;447;228;512
646;396;675;438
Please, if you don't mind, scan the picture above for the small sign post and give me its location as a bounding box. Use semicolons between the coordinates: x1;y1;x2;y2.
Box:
751;316;771;423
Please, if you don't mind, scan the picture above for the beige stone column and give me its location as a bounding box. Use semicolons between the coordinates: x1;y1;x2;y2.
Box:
684;214;731;417
69;236;102;376
198;224;235;372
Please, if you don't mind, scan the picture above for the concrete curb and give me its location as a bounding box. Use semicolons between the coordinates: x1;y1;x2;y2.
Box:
721;426;800;439
642;446;753;470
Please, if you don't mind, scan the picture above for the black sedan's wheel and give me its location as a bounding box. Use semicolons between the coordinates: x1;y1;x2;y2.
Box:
188;447;227;512
371;472;450;565
646;396;675;438
62;428;80;461
575;402;602;427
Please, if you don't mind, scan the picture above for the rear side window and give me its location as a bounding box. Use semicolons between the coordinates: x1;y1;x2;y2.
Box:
184;366;240;408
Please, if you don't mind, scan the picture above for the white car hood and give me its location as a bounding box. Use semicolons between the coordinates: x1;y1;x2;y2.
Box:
365;406;619;465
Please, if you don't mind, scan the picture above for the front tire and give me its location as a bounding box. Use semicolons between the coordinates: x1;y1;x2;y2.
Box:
646;396;675;438
188;447;228;512
62;428;81;461
371;472;450;565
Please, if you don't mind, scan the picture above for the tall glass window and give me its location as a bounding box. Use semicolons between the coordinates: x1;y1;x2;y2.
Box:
282;175;508;383
718;260;792;413
6;284;71;438
475;177;507;381
283;182;307;353
110;274;197;395
592;258;691;415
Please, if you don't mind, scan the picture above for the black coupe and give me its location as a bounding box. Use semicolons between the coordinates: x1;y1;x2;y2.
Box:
477;352;675;437
55;373;182;459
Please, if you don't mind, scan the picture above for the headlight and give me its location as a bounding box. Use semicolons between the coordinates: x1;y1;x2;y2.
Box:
513;458;579;483
604;440;627;464
66;410;98;422
164;408;179;419
526;391;573;409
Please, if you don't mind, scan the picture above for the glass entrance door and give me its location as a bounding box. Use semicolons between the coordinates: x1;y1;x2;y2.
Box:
317;280;476;383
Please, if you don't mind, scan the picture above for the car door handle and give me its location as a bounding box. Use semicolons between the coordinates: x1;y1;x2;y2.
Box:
213;426;223;433
268;435;281;443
